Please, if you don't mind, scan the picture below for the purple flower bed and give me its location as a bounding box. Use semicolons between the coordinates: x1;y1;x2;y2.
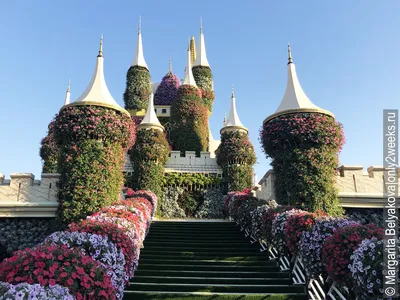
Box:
0;282;74;299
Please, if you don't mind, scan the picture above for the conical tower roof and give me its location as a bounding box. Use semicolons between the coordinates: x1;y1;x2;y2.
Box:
138;93;164;131
131;17;149;70
193;18;210;68
264;44;333;123
221;87;248;134
182;42;197;87
62;36;128;115
64;80;71;106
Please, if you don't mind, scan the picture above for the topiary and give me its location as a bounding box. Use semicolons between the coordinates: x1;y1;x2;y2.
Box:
123;66;152;110
170;85;209;154
154;72;180;106
192;66;214;112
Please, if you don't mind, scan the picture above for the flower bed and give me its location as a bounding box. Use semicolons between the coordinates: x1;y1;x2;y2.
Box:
226;190;386;298
0;189;157;299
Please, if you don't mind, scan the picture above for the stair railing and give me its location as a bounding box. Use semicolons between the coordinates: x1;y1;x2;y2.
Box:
236;223;352;300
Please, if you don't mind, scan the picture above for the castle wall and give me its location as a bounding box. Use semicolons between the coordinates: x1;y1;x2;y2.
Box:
255;165;400;208
0;173;60;217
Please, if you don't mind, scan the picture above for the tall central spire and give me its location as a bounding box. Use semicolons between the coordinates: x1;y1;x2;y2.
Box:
182;40;197;86
193;17;210;68
132;16;149;70
190;36;197;65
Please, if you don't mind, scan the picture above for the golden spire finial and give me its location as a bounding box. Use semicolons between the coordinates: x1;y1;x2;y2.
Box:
200;17;203;34
67;79;71;92
190;36;197;65
231;85;235;98
169;57;173;73
138;16;141;34
98;34;103;57
288;43;293;64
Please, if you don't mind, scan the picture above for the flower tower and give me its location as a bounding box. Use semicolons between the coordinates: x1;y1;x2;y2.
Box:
54;37;136;222
170;44;209;154
260;45;345;215
216;88;256;192
130;93;170;200
192;19;215;113
123;17;152;112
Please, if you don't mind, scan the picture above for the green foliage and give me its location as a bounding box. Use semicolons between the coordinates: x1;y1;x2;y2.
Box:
216;131;256;192
53;105;135;223
130;129;170;198
170;85;209;154
260;113;345;215
39;119;59;173
123;66;152;110
57;140;125;222
162;172;222;187
223;164;253;193
192;66;215;112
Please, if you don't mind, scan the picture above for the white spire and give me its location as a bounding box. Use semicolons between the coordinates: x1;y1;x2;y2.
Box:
221;87;248;134
64;80;71;105
265;44;333;122
193;17;210;68
138;93;164;131
132;16;149;70
70;36;126;114
182;42;197;86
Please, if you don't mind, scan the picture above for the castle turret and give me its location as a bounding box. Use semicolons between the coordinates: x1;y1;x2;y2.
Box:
63;36;128;115
123;17;152;112
192;18;215;113
55;37;135;222
131;93;170;198
260;44;344;214
170;42;209;154
216;87;256;192
154;58;181;106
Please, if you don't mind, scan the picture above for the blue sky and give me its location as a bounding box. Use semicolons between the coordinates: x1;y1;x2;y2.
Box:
0;1;398;180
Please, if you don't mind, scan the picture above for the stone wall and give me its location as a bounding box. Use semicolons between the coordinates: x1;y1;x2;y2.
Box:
255;165;400;208
0;173;60;217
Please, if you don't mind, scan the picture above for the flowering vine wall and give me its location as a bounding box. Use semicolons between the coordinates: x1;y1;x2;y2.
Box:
192;66;215;113
123;66;152;110
54;105;135;223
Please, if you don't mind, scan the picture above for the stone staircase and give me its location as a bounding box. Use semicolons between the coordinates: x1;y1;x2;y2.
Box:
124;221;307;300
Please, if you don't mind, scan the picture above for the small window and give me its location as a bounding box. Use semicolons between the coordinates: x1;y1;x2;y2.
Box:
162;109;167;114
154;109;157;113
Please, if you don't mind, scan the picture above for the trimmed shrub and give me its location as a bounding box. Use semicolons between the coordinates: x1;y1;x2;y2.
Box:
260;113;345;215
123;66;152;110
43;231;126;298
0;244;116;299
